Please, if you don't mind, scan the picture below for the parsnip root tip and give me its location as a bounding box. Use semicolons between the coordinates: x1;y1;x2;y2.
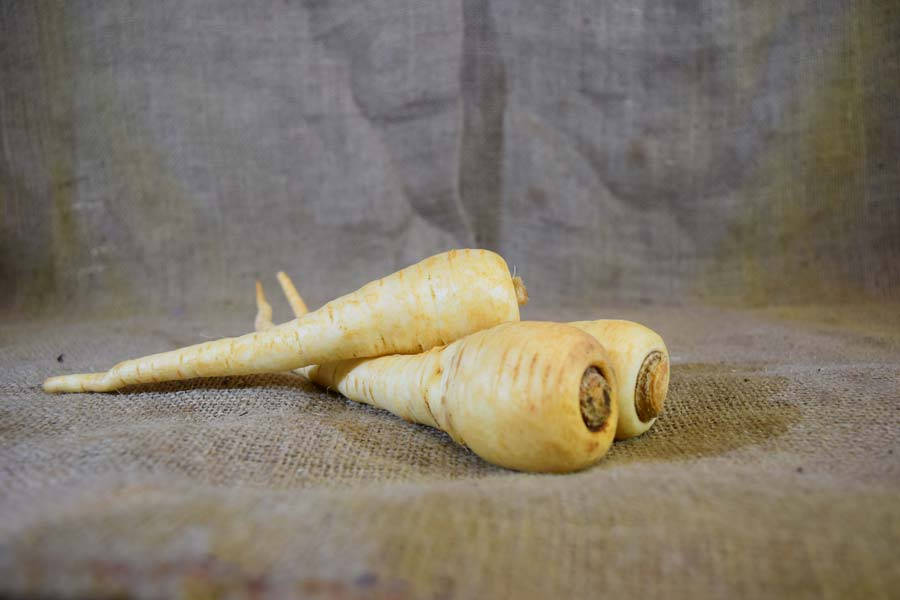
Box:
42;377;62;393
635;350;669;423
43;373;108;394
276;271;309;317
512;276;528;306
579;367;612;431
254;280;275;331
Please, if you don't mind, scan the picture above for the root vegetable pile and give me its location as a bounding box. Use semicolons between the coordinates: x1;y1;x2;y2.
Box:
44;249;670;473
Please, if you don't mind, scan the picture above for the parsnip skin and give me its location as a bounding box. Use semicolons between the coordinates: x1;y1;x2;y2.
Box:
43;249;524;393
304;321;619;473
569;320;669;440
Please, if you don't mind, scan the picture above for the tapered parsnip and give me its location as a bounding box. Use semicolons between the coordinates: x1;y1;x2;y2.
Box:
43;249;527;393
569;320;669;439
306;321;619;472
259;275;668;440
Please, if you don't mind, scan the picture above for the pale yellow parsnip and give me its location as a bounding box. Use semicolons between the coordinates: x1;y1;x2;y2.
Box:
43;249;525;393
304;322;618;472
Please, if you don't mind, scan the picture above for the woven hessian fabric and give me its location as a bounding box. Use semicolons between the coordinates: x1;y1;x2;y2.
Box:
1;0;898;597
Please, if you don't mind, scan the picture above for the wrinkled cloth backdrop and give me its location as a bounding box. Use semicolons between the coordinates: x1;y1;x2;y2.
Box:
1;1;898;598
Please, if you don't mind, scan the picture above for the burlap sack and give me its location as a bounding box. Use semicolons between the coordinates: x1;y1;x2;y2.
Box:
1;1;897;597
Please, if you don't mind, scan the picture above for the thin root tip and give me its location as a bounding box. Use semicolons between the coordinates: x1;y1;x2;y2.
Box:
255;281;270;304
42;375;76;394
43;372;113;394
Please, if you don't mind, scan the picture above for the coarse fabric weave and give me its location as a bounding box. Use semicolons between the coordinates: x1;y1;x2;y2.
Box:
1;0;898;315
1;0;899;598
2;306;899;598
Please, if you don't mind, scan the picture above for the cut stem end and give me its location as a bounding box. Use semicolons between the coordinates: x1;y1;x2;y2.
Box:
635;351;669;423
579;366;612;431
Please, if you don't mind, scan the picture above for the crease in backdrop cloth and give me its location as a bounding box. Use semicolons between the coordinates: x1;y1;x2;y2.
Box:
1;1;898;598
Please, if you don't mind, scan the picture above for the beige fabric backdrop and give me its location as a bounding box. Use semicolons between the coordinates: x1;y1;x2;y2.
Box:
1;1;898;598
1;0;898;316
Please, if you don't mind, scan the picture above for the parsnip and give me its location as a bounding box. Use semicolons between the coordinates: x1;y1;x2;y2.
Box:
259;274;669;440
43;249;527;393
306;321;619;472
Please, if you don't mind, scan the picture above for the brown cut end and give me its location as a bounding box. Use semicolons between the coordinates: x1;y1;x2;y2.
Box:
579;367;612;431
634;350;669;422
512;276;528;306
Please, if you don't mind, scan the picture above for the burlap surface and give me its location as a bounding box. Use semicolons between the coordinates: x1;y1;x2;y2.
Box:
2;0;900;597
2;305;899;598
